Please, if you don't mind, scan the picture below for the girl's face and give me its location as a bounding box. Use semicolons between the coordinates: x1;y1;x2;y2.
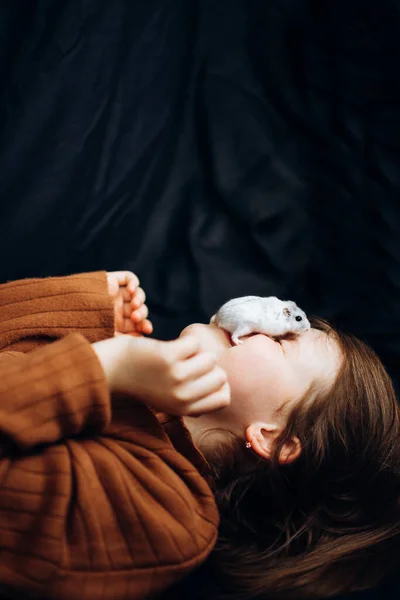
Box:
179;323;341;431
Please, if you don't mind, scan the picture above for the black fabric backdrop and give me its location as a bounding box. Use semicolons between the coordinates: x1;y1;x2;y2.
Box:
1;1;400;598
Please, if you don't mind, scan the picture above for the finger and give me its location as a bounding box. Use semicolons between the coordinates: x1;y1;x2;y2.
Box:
109;271;140;290
168;335;200;360
135;319;153;335
121;288;132;302
131;304;149;323
106;273;119;297
184;382;231;416
172;352;216;383
127;274;141;293
121;318;136;334
123;302;133;318
175;366;228;403
113;297;124;331
130;287;146;308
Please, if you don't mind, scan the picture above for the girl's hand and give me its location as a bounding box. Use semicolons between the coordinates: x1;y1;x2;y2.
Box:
92;334;231;417
106;271;153;337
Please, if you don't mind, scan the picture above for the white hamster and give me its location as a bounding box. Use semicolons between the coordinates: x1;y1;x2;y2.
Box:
210;295;310;345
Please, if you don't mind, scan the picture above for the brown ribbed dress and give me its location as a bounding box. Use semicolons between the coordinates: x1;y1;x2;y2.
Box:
0;272;218;599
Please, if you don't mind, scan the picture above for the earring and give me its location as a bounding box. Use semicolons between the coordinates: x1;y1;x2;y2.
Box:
245;436;255;449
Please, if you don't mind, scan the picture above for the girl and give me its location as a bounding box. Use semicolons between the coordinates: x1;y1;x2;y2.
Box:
0;271;399;600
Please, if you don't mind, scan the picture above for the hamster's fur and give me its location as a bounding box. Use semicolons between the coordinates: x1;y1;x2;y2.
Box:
210;295;310;345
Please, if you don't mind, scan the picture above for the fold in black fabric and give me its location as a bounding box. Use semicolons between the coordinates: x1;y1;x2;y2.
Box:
1;4;400;597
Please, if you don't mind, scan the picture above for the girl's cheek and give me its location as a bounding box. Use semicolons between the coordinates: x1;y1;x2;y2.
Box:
218;352;256;398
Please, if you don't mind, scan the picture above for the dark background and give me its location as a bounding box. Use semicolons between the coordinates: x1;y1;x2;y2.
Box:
1;1;400;598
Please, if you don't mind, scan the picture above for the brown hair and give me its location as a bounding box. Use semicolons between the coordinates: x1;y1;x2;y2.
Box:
205;318;400;599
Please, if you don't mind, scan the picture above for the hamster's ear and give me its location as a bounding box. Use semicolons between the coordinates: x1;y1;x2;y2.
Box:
282;306;291;317
286;301;298;309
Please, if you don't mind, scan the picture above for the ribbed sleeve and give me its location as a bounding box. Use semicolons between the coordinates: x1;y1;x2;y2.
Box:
0;334;111;449
0;272;114;352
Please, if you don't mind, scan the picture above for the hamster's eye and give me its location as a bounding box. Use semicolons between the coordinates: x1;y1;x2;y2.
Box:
295;316;303;322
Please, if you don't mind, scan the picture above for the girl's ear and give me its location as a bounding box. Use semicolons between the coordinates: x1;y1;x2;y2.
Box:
278;436;301;464
245;422;301;464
